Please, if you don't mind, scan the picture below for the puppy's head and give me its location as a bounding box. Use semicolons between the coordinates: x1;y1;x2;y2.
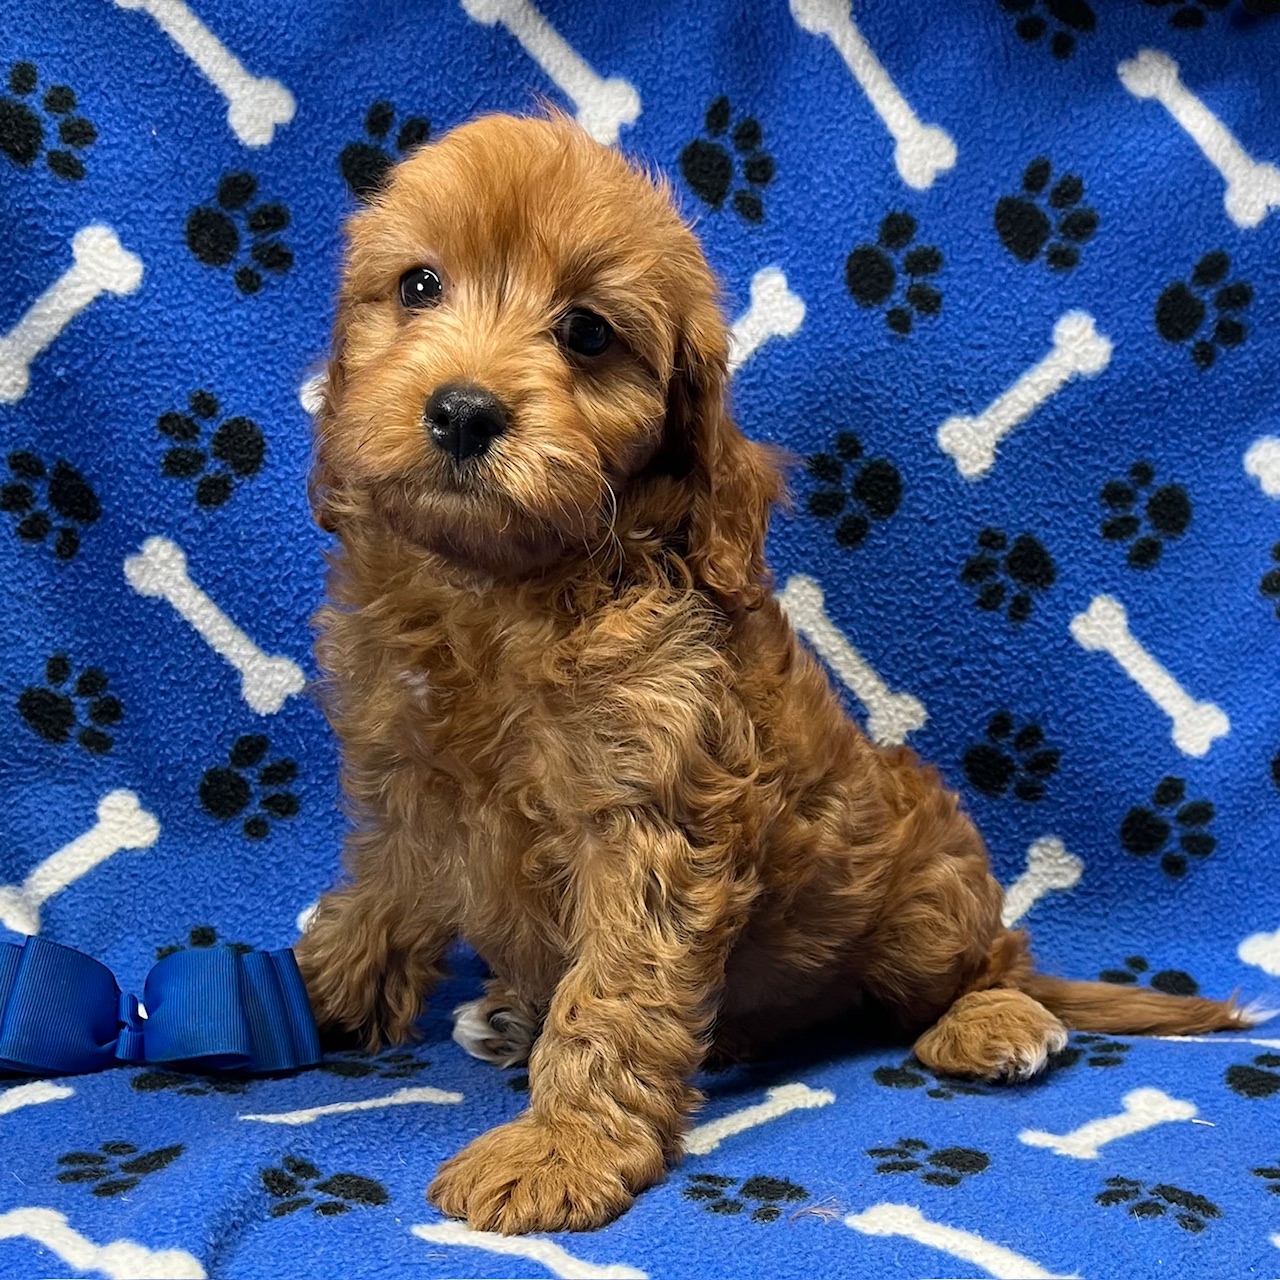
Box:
314;111;783;608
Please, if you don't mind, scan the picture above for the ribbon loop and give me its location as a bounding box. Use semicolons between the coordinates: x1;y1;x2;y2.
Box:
143;946;320;1073
0;936;319;1078
0;937;121;1075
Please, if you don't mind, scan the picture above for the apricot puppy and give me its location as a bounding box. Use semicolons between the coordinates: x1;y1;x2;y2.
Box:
297;111;1246;1235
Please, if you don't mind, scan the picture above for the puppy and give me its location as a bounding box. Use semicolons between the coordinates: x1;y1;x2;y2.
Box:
296;111;1248;1235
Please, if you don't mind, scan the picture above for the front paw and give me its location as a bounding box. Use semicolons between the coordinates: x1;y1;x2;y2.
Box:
295;905;423;1049
427;1115;664;1233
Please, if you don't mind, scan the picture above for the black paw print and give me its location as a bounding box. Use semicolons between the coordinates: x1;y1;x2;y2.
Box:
1099;955;1198;996
19;654;121;754
1251;1161;1280;1195
867;1138;990;1187
319;1049;430;1080
1143;0;1230;27
963;710;1060;801
1120;776;1214;877
680;97;774;223
262;1156;388;1217
806;432;902;548
57;1141;183;1196
1259;542;1280;618
846;212;942;335
1156;250;1252;369
1050;1032;1132;1070
157;390;265;508
873;1056;990;1100
1;452;100;559
683;1173;807;1222
131;1068;249;1097
0;62;96;179
340;100;430;200
960;529;1056;623
1096;1177;1221;1232
1227;1052;1280;1099
995;157;1098;270
156;924;252;962
200;735;299;839
186;173;293;295
1099;462;1191;569
1000;0;1097;58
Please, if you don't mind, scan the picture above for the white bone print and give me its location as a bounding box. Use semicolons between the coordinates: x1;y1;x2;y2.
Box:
0;1081;75;1116
0;226;142;405
0;1208;205;1280
239;1086;464;1126
0;791;159;935
1020;1086;1197;1160
845;1204;1074;1279
1154;1033;1279;1047
114;0;295;147
459;0;639;145
789;0;956;189
1239;926;1280;978
1245;437;1280;498
1070;595;1228;757
124;537;305;715
779;575;927;745
683;1082;835;1156
728;268;806;374
1001;836;1084;927
1119;49;1280;230
937;312;1112;480
413;1222;648;1280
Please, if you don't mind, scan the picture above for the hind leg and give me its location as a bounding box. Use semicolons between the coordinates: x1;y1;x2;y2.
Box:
452;979;540;1067
853;750;1064;1080
913;989;1067;1081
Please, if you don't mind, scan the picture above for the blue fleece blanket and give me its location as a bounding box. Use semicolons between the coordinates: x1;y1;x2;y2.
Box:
2;1;1279;1277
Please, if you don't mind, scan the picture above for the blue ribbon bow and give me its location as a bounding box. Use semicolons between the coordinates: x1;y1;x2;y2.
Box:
0;936;321;1077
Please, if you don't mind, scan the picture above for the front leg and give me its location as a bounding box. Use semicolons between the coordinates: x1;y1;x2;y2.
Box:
296;875;453;1049
429;819;740;1233
296;805;457;1050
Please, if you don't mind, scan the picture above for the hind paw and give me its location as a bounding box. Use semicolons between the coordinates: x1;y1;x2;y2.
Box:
914;989;1067;1082
452;994;538;1067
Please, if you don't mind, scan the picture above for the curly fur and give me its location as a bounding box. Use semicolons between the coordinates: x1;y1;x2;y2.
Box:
295;110;1247;1235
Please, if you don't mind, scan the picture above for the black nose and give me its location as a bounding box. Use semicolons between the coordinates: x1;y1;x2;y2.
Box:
425;383;508;462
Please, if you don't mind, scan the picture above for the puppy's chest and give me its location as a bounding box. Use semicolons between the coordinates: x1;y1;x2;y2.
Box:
392;638;572;770
386;592;727;805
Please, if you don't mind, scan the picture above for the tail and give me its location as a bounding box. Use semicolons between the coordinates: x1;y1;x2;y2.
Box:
1020;974;1255;1036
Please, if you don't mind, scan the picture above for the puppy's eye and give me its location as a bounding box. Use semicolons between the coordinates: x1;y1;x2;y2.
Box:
399;267;443;310
557;309;613;358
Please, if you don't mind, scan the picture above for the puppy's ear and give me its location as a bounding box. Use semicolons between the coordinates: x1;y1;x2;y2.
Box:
307;354;346;533
670;303;785;612
308;276;359;534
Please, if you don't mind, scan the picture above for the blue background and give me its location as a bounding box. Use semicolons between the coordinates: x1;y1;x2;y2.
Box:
0;1;1278;1276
